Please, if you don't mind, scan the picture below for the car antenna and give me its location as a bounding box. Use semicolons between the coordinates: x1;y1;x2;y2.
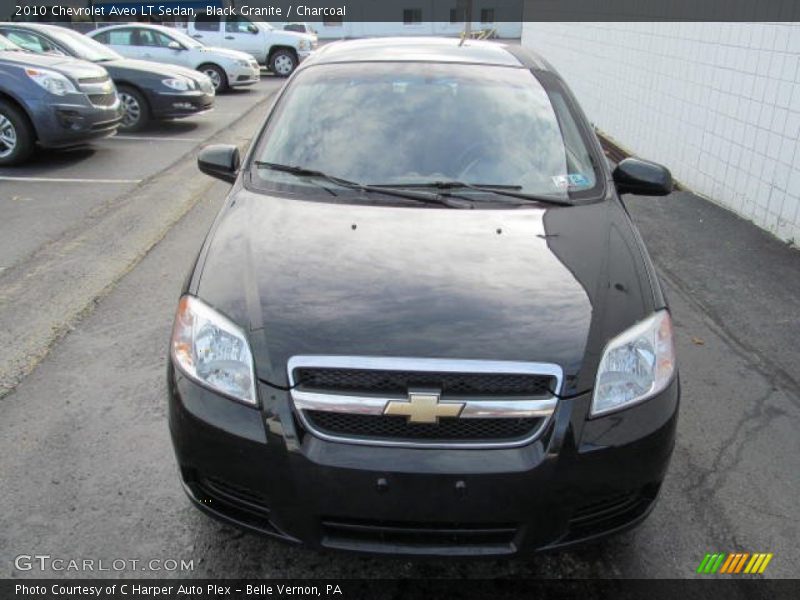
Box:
458;0;472;46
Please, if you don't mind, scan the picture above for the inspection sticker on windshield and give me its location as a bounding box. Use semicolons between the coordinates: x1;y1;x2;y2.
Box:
553;174;591;190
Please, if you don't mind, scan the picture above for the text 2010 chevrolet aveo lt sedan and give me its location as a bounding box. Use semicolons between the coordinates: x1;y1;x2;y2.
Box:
168;38;679;556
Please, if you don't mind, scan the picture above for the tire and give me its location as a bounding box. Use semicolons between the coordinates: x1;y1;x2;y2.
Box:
199;64;228;93
117;85;149;132
269;49;297;77
0;99;35;166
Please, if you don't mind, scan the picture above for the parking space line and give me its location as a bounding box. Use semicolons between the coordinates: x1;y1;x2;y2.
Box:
112;136;204;142
0;176;141;184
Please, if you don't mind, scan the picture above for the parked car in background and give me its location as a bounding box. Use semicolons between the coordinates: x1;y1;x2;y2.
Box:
175;14;314;76
0;23;215;132
0;33;120;165
88;24;259;92
281;22;318;45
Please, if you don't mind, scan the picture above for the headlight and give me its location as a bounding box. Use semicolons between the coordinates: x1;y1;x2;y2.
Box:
298;40;309;51
25;68;77;96
237;59;251;67
162;77;192;91
171;296;257;405
591;310;676;416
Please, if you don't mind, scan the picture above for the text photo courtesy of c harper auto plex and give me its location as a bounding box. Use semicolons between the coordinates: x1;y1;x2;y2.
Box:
0;0;799;598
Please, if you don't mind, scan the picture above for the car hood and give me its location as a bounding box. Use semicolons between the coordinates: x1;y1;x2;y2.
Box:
194;190;658;393
102;57;203;80
0;51;107;79
200;46;254;61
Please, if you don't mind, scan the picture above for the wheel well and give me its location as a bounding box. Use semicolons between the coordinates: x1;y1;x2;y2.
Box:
198;63;223;73
115;82;151;116
0;91;38;142
268;45;298;63
197;63;226;82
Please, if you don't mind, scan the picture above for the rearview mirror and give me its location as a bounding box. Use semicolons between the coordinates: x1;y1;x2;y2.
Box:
197;144;240;183
167;41;183;51
613;158;672;196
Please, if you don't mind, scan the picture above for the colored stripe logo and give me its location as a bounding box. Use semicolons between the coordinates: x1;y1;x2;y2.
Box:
696;552;773;574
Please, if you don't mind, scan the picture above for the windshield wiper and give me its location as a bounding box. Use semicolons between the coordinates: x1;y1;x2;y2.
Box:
374;180;574;207
252;162;469;209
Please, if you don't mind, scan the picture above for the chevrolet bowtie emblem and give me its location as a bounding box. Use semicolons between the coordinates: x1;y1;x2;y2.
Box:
383;390;464;424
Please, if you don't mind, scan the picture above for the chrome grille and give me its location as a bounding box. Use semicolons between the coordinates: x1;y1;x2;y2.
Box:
288;356;562;449
78;75;108;84
77;75;115;101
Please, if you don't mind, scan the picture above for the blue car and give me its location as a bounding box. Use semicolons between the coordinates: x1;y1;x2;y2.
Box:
0;33;122;165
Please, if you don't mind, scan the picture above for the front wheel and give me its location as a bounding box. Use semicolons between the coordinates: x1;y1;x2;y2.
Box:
199;64;228;93
269;49;297;77
0;100;34;166
117;86;149;132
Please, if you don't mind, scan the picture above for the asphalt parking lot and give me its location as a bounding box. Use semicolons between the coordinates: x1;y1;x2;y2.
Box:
0;69;798;584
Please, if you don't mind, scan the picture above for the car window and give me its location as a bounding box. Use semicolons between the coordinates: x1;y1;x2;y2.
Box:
134;29;166;47
104;29;134;46
284;24;304;33
0;33;23;51
225;17;256;34
195;14;220;32
252;63;601;200
3;30;60;53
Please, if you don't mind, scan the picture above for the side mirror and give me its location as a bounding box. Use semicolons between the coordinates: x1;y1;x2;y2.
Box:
197;144;240;183
248;24;259;34
167;40;183;51
613;158;672;196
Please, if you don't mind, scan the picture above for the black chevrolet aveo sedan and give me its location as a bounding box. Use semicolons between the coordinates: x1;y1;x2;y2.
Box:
169;38;679;556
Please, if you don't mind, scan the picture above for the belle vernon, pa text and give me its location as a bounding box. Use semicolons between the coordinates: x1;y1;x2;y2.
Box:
15;583;344;597
30;4;346;19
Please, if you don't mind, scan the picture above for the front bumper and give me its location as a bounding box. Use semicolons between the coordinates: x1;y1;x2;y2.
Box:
31;95;122;148
227;63;261;87
168;366;679;556
149;90;215;119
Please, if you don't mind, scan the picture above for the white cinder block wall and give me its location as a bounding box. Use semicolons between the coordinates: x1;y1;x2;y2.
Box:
522;22;800;244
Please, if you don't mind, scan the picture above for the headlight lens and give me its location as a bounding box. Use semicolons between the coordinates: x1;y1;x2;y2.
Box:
171;296;257;405
237;59;251;67
591;310;675;416
162;77;192;91
25;68;77;96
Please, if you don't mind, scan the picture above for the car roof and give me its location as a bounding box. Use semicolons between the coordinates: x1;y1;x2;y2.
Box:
2;22;72;36
303;37;551;71
92;23;171;33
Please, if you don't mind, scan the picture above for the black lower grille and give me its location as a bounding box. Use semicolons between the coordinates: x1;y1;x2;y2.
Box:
564;485;659;541
322;518;519;553
306;410;541;442
294;368;555;397
89;93;117;107
197;476;270;516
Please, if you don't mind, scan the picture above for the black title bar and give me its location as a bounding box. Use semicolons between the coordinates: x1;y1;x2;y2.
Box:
2;0;800;23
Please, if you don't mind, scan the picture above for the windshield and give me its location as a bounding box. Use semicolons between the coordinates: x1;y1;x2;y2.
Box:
251;63;600;200
166;28;204;49
0;33;23;51
52;27;122;61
